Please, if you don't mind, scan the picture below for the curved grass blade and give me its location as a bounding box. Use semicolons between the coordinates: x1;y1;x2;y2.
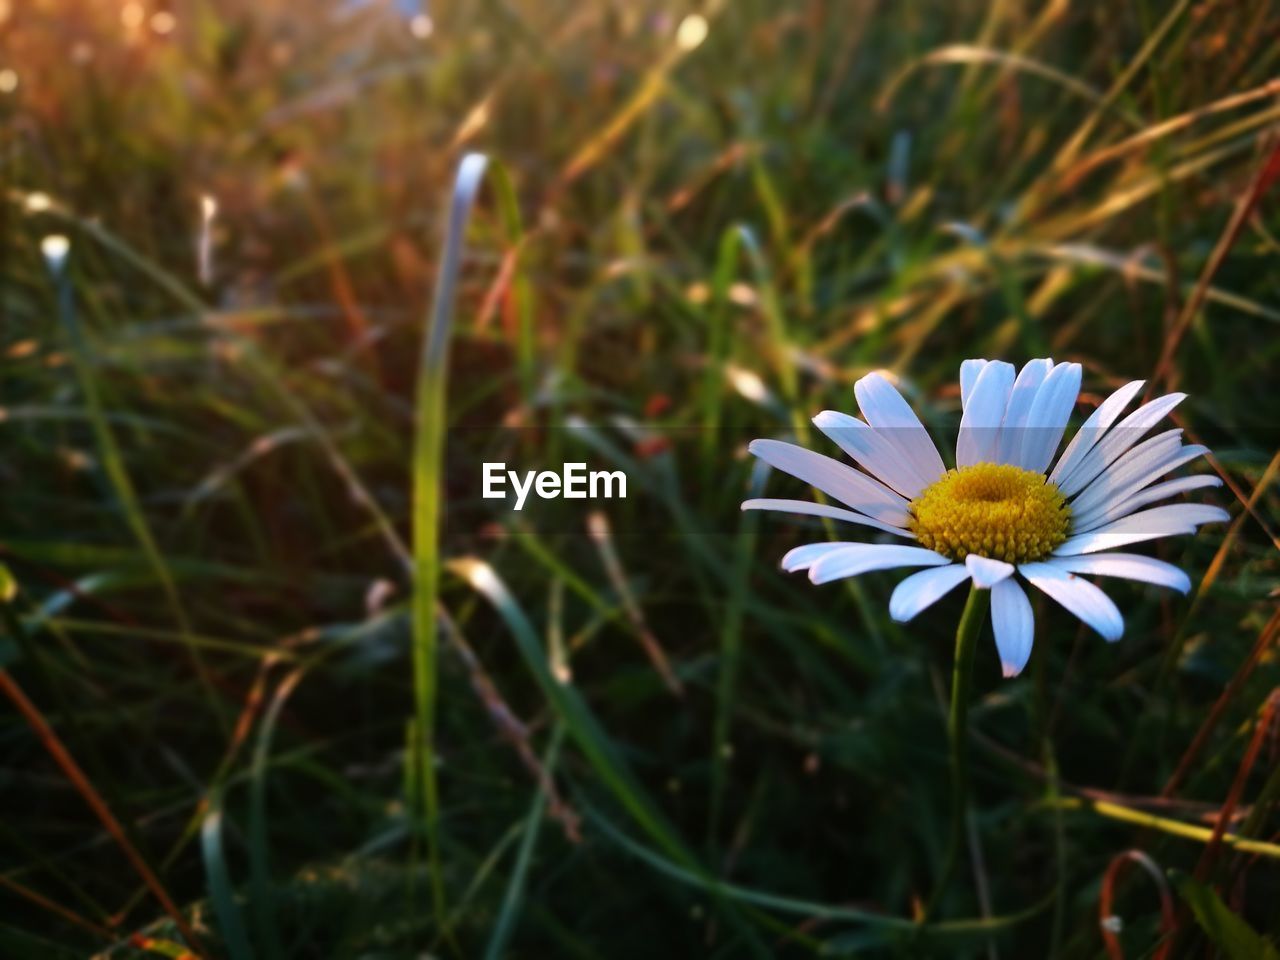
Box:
448;557;686;862
449;556;772;957
200;793;254;960
248;667;306;960
445;822;526;933
45;241;223;730
483;724;564;960
588;804;1053;945
1045;0;1195;173
1172;871;1280;960
410;151;535;933
877;45;1120;119
412;151;491;932
412;151;536;934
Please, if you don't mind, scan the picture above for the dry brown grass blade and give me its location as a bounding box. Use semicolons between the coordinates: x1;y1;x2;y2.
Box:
1047;0;1193;179
1154;448;1280;684
438;610;582;843
587;511;684;696
1162;609;1280;799
299;186;381;381
1193;689;1280;883
474;244;522;333
1148;137;1280;397
976;731;1239;819
665;142;758;214
0;873;114;941
1059;78;1280;190
116;654;281;923
558;52;682;189
1170;421;1280;554
0;670;205;955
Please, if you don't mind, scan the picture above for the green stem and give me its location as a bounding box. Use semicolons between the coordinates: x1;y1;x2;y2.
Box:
924;584;989;922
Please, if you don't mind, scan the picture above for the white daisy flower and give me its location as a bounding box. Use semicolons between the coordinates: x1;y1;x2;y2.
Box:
743;359;1229;678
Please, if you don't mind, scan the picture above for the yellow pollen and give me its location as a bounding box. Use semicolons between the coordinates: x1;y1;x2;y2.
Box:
908;463;1070;563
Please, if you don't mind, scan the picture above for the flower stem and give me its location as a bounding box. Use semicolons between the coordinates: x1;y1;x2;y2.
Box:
924;583;989;922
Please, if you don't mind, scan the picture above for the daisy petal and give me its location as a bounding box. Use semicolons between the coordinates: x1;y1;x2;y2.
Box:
1068;431;1191;517
991;579;1034;677
965;554;1015;588
748;439;911;526
1019;562;1124;641
1054;504;1230;556
1070;445;1210;530
812;410;928;499
1058;392;1187;497
997;359;1052;465
781;541;862;572
808;544;950;585
741;499;915;538
957;360;1015;467
1047;554;1191;594
889;564;971;622
1070;475;1222;534
1016;362;1082;474
853;373;947;486
960;359;988;408
1049;379;1145;487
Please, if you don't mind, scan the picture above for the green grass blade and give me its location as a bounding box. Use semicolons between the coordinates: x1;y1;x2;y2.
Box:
45;244;223;729
699;225;744;478
448;556;687;862
200;793;254;960
483;724;564;960
248;667;305;960
588;805;1053;945
412;151;491;933
708;460;764;848
1173;870;1280;960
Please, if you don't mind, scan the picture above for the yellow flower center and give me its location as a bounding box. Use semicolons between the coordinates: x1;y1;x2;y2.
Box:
908;463;1070;563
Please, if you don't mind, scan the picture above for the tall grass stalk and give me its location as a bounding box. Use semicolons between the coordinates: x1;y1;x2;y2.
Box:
45;241;223;729
412;151;490;934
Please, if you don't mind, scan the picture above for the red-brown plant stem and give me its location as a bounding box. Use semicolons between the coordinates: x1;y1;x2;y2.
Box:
1161;608;1280;798
1194;690;1280;882
1098;850;1175;960
1147;137;1280;397
298;185;382;384
0;873;114;941
0;670;205;955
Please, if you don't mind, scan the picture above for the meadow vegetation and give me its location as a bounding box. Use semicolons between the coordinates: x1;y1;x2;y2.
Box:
2;1;1279;956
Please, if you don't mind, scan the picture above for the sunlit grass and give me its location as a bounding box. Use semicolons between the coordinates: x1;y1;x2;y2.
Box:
1;1;1278;957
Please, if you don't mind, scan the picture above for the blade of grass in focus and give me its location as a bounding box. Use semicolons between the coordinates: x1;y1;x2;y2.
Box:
412;152;490;936
411;154;528;938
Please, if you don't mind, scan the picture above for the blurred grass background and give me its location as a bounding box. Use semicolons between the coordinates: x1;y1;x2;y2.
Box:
2;0;1279;957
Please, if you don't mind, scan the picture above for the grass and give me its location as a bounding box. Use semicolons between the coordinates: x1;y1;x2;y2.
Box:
2;0;1279;957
